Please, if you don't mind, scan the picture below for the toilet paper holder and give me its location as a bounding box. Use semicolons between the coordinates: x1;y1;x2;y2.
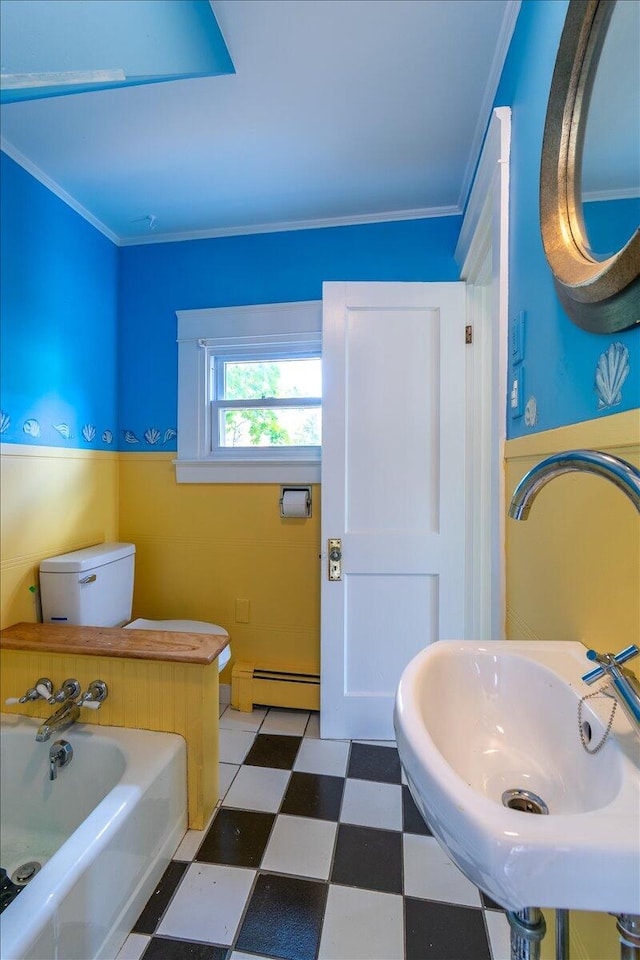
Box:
280;485;312;518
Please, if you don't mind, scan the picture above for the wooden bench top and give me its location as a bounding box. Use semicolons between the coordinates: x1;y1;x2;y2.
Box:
0;622;229;665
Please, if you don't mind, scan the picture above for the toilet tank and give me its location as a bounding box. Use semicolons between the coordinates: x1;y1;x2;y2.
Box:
40;543;135;627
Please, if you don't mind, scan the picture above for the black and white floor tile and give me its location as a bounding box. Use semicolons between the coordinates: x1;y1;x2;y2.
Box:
116;707;511;960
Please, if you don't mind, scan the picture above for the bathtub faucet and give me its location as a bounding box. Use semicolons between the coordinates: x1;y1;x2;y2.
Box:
36;698;81;742
35;680;108;742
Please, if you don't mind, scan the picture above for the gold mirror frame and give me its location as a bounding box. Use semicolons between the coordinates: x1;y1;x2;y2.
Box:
540;0;639;333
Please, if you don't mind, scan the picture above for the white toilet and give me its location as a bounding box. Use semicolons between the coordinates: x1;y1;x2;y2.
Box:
39;542;231;672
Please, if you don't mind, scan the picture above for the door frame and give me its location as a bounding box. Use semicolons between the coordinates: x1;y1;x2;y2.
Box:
456;106;511;641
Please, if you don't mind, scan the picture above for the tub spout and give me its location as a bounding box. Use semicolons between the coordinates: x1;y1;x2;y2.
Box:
36;700;81;742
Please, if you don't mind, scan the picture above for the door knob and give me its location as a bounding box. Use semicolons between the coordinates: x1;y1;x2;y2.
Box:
328;538;342;580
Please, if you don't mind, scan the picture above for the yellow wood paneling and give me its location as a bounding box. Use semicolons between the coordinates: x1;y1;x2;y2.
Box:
0;445;119;629
0;649;219;829
118;453;321;677
505;410;639;960
505;413;639;649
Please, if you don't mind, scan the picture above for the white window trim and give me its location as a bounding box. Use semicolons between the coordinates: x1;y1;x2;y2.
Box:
176;301;322;483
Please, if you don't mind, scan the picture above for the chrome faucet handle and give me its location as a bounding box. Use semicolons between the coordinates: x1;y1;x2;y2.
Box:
78;680;108;709
48;678;81;704
48;740;73;781
34;679;54;699
5;677;54;705
581;645;640;684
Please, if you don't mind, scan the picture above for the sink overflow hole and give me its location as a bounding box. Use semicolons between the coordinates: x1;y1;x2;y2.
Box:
581;720;592;743
501;789;549;815
11;861;41;885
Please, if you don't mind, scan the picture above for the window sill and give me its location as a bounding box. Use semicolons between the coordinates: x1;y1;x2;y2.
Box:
174;458;321;484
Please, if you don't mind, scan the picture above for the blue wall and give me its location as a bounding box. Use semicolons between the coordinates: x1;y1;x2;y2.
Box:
0;152;119;447
495;0;639;439
2;0;638;452
117;217;462;448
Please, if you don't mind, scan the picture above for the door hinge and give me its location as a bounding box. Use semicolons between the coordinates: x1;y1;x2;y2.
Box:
465;325;473;344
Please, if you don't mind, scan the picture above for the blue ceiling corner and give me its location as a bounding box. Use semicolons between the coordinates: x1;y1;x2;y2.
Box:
0;0;235;104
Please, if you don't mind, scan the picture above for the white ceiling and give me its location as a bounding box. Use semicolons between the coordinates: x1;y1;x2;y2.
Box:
0;0;519;245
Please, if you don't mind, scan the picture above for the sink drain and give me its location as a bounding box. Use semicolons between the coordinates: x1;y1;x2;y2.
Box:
11;861;41;885
502;789;549;815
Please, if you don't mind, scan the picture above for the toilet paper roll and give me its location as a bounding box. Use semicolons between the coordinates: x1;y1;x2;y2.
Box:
281;489;309;518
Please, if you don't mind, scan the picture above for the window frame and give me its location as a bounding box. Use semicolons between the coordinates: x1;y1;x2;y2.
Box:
176;301;322;483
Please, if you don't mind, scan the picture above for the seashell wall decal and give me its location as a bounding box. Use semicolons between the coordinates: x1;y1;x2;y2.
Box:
102;430;113;444
23;418;41;437
144;427;161;445
524;396;537;428
123;430;140;444
0;411;10;434
595;342;630;409
82;423;96;442
53;423;72;440
163;428;177;443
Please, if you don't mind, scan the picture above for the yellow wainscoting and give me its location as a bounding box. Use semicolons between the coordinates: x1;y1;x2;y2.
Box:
0;444;119;629
505;409;639;960
118;452;321;686
0;649;218;829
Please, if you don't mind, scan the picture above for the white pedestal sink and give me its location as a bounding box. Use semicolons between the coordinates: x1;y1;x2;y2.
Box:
394;640;640;914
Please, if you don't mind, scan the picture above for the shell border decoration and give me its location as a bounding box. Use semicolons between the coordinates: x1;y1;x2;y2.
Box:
595;342;630;410
22;418;41;438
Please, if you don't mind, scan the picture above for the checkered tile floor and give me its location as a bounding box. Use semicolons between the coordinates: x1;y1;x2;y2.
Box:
116;706;511;960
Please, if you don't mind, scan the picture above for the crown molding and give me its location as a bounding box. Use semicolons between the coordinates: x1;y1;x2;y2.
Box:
1;138;120;246
117;205;462;246
3;135;461;245
583;188;640;203
457;0;522;213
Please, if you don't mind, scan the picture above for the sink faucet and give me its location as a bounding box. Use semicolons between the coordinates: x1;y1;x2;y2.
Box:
582;646;640;735
508;449;640;519
508;449;640;737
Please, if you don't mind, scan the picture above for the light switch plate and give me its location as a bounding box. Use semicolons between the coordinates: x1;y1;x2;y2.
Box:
511;311;525;365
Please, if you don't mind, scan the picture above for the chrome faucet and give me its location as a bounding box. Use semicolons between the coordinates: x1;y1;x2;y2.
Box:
36;700;80;743
581;646;640;735
508;449;640;737
35;679;108;742
35;698;81;742
508;449;640;519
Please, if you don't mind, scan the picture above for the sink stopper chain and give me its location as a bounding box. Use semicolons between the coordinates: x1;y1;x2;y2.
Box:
578;685;617;754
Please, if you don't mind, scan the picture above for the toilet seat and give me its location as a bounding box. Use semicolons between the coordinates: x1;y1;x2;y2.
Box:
125;618;231;671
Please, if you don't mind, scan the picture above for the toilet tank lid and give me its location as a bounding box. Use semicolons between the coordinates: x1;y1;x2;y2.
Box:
40;542;135;573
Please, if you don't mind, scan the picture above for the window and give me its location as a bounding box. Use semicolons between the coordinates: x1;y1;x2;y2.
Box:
176;301;322;483
211;350;321;454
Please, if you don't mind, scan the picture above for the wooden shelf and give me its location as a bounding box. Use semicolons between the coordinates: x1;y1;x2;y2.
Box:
0;622;228;665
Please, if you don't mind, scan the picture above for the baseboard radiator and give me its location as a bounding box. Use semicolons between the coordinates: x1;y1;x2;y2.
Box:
231;661;320;712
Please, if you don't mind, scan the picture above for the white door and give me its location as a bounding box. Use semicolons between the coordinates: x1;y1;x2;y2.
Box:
321;281;467;740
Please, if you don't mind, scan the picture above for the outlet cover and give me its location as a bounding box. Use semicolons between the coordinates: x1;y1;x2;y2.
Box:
235;599;250;623
510;367;524;419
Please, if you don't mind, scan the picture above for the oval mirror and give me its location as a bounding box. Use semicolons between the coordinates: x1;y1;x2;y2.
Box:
540;0;640;333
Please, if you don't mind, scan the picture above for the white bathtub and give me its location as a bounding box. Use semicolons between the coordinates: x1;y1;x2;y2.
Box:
0;713;187;960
